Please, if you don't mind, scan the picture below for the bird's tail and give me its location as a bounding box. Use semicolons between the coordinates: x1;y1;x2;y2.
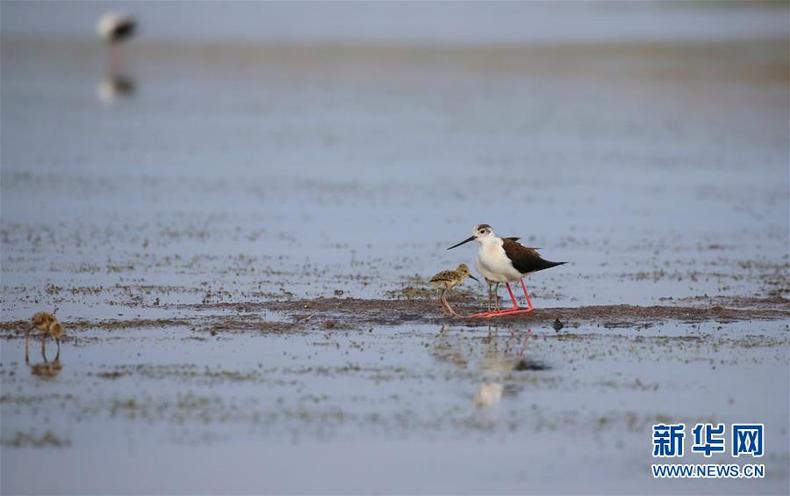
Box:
536;260;567;272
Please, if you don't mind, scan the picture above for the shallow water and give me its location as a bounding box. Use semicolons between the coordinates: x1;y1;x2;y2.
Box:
2;320;788;493
1;29;789;495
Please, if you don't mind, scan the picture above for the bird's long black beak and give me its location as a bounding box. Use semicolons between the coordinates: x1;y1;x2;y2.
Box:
468;274;479;283
447;236;475;250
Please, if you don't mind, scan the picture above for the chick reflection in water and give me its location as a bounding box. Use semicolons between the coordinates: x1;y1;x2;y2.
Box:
30;358;63;380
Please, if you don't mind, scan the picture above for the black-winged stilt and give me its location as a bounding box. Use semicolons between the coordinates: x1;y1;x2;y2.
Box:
97;12;136;73
448;224;566;318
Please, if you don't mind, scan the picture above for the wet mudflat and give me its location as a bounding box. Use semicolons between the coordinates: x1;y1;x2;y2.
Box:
2;295;789;334
1;20;789;496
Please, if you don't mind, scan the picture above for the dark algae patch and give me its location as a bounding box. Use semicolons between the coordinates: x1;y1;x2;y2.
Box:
1;431;70;448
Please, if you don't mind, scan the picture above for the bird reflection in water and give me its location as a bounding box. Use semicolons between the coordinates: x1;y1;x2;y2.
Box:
431;326;546;409
474;328;531;408
473;382;504;408
30;358;63;380
97;74;136;105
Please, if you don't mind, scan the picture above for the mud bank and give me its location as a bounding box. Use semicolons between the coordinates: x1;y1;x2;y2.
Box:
1;296;787;337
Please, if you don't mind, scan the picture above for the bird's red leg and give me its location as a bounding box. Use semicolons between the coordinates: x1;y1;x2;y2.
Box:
519;279;534;312
505;283;520;309
108;45;121;75
469;282;533;319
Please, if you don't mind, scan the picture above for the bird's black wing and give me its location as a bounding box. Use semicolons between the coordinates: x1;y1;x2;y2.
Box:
115;20;136;40
502;238;566;274
505;237;541;249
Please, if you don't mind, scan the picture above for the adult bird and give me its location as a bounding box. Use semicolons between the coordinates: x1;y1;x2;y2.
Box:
447;224;566;318
97;12;136;73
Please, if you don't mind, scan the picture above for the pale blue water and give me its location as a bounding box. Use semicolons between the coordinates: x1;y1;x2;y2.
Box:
2;321;788;493
3;1;788;43
1;3;788;494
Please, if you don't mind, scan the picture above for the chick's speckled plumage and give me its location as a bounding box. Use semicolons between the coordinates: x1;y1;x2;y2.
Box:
26;311;66;364
430;263;473;289
430;264;478;317
31;312;57;332
48;321;65;339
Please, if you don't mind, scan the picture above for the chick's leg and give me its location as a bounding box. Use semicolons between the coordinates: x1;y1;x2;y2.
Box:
441;290;460;317
437;288;450;315
24;328;31;364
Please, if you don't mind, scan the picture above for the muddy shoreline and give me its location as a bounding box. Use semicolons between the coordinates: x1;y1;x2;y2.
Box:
2;296;787;336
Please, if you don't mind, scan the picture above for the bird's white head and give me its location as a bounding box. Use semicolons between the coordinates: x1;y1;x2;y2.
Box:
97;12;135;42
447;224;495;250
472;224;495;240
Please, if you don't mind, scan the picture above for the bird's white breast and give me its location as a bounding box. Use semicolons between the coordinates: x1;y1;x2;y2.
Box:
475;238;522;282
